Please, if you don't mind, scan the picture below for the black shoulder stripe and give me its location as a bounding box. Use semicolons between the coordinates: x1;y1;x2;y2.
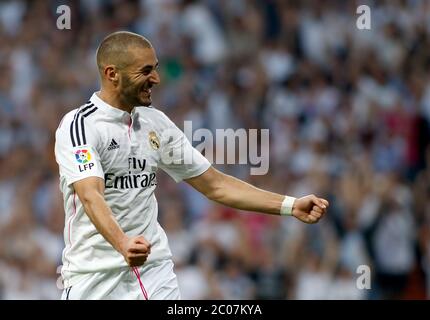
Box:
69;109;81;147
70;120;76;147
75;105;98;147
70;102;93;147
74;114;81;146
80;115;86;145
80;103;94;114
80;106;98;145
83;107;97;118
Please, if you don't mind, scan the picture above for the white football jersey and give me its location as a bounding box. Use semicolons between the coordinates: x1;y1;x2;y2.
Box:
55;92;211;288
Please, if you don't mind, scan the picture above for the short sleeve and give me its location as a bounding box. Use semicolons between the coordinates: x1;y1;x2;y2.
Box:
157;120;211;183
55;121;104;186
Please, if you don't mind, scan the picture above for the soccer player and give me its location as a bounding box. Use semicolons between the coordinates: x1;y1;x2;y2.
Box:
54;31;329;300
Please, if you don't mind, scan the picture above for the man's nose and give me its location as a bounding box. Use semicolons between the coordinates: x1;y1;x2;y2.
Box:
150;70;160;85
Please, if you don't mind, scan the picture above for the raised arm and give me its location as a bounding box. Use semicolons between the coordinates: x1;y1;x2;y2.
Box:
185;167;328;224
73;177;151;266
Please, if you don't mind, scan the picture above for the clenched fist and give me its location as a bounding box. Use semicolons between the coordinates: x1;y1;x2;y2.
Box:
119;236;151;267
292;194;329;224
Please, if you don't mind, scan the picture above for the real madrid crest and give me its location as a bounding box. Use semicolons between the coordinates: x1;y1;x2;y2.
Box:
149;131;160;150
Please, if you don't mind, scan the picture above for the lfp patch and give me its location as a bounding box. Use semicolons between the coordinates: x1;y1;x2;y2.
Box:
75;149;92;164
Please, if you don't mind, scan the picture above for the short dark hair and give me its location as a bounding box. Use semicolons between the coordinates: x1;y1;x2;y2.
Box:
96;31;152;71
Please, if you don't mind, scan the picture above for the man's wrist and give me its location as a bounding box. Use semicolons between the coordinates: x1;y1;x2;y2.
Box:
117;235;129;256
280;196;296;216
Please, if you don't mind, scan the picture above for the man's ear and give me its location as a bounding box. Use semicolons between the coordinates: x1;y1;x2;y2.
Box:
104;65;119;85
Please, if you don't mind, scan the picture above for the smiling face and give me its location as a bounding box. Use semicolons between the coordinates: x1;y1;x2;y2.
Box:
118;47;160;107
96;32;161;110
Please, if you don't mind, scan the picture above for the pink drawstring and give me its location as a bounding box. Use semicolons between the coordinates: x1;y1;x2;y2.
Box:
132;266;148;300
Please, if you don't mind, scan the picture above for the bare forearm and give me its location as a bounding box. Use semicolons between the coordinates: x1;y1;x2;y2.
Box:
187;167;328;223
80;192;127;254
209;173;285;215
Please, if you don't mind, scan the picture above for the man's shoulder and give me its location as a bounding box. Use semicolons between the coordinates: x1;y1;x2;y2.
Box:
56;108;79;133
57;102;100;132
55;102;102;150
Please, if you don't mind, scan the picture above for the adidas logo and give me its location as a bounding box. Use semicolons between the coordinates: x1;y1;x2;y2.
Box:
107;139;120;151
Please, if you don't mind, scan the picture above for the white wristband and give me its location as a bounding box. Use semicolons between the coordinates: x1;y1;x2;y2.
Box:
280;196;296;216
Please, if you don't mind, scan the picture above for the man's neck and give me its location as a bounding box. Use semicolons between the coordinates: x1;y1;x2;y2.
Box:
97;89;133;114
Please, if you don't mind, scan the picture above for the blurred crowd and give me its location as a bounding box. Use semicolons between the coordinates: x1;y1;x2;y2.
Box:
1;0;430;300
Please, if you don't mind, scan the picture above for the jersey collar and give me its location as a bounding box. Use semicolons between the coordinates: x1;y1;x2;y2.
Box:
90;92;138;122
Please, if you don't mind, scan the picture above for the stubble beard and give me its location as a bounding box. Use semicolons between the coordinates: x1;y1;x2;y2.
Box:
120;73;151;108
